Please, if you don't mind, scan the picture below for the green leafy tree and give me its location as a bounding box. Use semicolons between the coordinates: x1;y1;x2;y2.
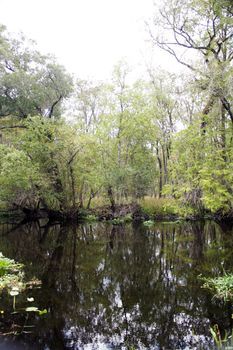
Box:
0;25;73;119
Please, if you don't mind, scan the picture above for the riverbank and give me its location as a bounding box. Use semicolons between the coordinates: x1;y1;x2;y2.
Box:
1;199;233;224
86;203;233;224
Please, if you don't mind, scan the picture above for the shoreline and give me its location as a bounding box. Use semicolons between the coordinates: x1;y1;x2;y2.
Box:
0;204;232;224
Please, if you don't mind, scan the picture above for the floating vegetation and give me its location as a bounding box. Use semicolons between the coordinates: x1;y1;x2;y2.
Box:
0;252;46;336
109;216;131;225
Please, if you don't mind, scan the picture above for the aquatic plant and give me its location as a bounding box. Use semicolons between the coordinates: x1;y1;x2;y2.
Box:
109;215;132;225
202;273;233;302
0;252;47;336
143;220;155;227
85;214;98;222
210;324;233;349
111;218;124;225
0;253;23;275
0;252;24;291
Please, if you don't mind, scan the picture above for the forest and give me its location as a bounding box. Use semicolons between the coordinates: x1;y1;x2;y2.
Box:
0;0;233;222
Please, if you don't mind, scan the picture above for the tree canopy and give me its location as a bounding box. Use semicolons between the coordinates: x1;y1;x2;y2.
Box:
0;2;233;219
0;25;73;119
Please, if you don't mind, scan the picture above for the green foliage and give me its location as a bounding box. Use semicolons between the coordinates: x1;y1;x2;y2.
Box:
0;27;73;118
85;214;98;222
0;146;43;205
0;253;23;277
110;218;125;225
0;252;24;291
0;18;232;218
165;119;233;215
209;324;233;350
89;197;109;209
202;273;233;301
143;220;155;227
139;197;177;217
124;213;133;222
110;214;133;225
200;152;233;213
149;0;233;217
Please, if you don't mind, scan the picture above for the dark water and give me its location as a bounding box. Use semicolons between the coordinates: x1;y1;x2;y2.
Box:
0;220;233;350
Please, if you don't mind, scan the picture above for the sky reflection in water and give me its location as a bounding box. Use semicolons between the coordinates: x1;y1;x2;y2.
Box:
0;220;232;349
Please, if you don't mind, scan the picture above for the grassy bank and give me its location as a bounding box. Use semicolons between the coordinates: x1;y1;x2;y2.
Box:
87;197;186;223
138;197;177;218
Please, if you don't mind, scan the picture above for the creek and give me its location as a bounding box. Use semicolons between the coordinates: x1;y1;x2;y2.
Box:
0;220;232;350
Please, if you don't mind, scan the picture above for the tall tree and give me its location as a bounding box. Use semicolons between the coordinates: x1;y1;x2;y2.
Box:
148;0;233;214
150;0;233;131
0;25;73;119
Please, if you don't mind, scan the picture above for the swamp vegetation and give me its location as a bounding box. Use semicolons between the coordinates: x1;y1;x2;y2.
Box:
0;1;233;221
0;0;233;348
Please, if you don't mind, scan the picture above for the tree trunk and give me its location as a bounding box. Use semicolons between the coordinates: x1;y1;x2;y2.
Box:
201;96;215;134
79;182;84;208
220;102;226;161
69;165;76;208
107;186;116;212
162;145;168;185
86;189;95;209
156;144;163;198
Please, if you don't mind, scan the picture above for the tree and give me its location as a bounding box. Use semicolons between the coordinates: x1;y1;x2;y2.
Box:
0;25;73;120
150;0;233;132
146;68;179;196
0;144;43;210
96;65;160;202
149;0;233;214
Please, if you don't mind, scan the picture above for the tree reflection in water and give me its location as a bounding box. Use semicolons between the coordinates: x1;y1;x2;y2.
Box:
0;220;232;349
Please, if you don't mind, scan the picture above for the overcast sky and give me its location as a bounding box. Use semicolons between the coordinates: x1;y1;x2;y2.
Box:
0;0;179;81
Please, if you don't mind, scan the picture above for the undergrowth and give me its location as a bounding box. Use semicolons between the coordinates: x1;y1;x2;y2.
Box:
139;197;177;217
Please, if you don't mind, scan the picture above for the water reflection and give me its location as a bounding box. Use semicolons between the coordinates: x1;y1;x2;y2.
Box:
0;220;232;349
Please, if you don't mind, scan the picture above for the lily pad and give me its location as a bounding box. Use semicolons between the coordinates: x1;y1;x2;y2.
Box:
25;306;38;312
27;297;34;302
38;309;48;315
9;290;19;296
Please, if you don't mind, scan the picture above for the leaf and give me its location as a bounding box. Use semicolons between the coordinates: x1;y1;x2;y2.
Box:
9;290;19;296
38;309;48;316
22;331;33;334
27;297;34;302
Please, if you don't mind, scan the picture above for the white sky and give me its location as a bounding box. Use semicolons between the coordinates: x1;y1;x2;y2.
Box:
0;0;180;81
